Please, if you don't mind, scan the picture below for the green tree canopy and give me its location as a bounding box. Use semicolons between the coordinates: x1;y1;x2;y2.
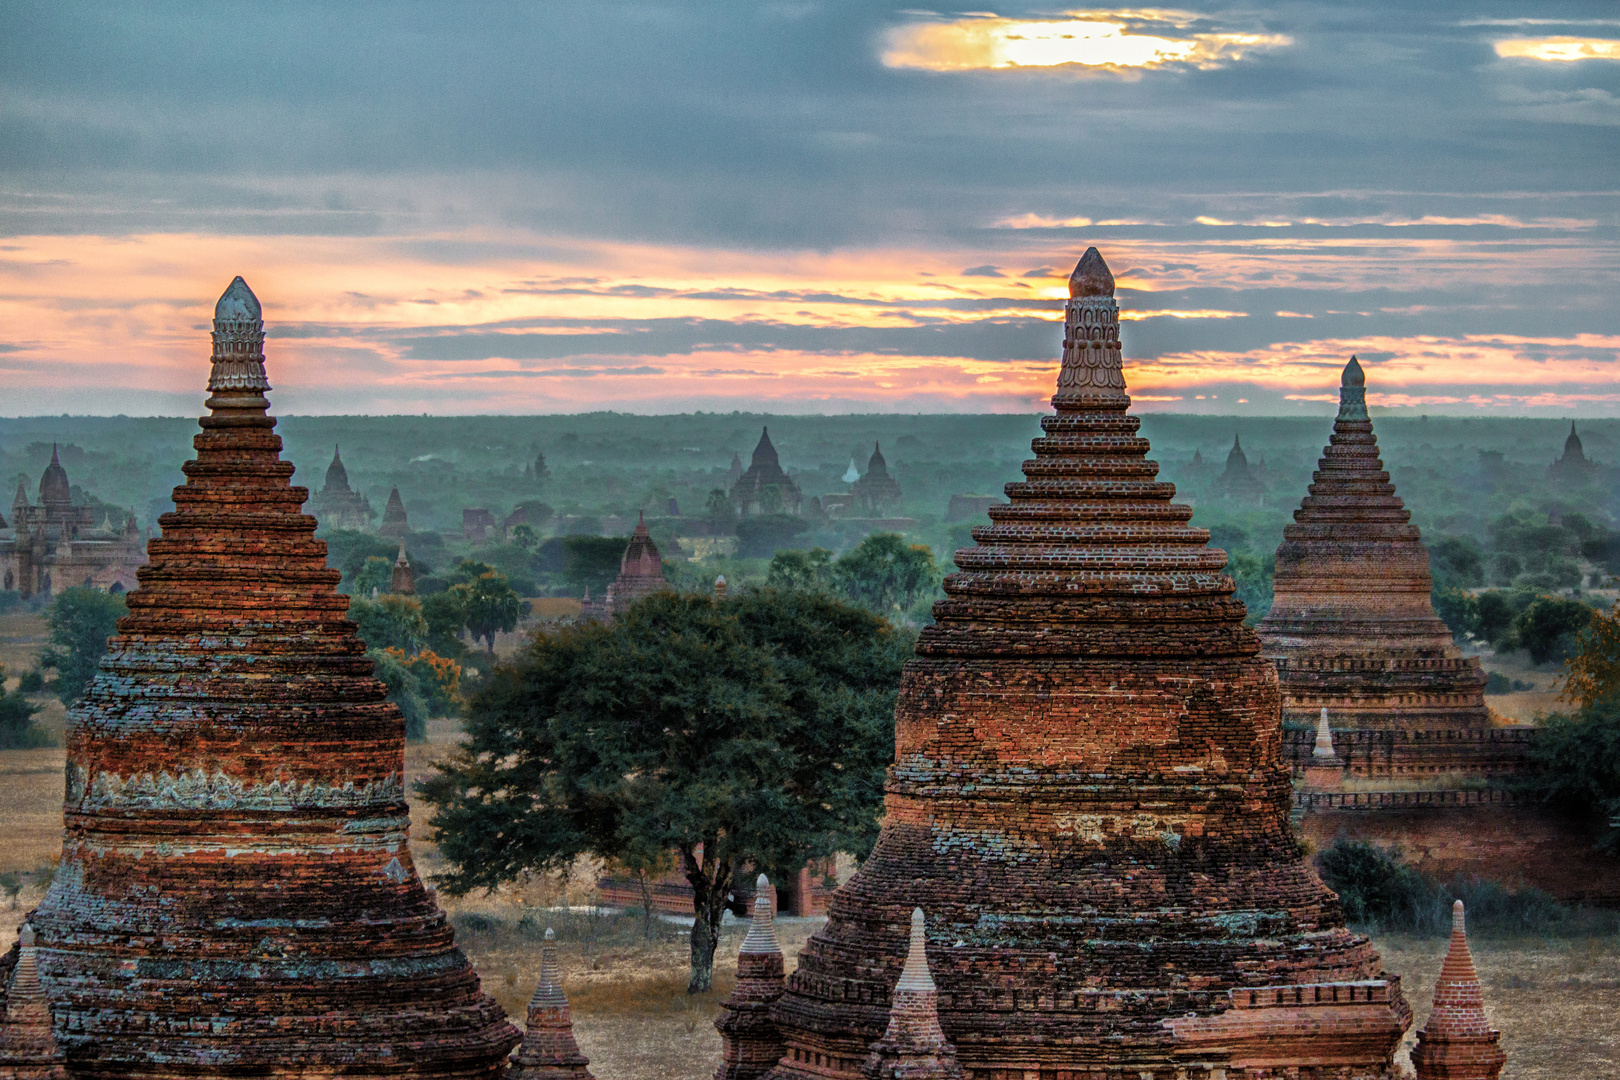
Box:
421;590;468;657
449;561;526;654
1514;596;1595;664
833;532;940;616
1531;696;1620;854
368;647;428;741
704;487;734;524
40;587;128;703
349;594;429;654
351;555;394;598
419;587;908;992
767;547;834;591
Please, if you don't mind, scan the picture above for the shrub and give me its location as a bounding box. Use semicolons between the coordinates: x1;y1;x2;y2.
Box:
17;669;44;693
367;647;428;741
1514;596;1595;664
1315;838;1433;928
0;692;54;749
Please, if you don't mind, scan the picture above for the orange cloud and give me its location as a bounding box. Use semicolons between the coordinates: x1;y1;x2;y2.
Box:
1494;37;1620;62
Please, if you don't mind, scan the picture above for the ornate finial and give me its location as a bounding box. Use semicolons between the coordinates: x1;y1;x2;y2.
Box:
896;908;936;993
208;276;270;395
714;574;728;601
1337;355;1369;423
19;922;36;948
1055;248;1126;404
1068;247;1114;298
741;874;781;955
1313;707;1337;760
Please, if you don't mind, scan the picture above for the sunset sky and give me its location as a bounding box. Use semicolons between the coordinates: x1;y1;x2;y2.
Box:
2;3;1617;416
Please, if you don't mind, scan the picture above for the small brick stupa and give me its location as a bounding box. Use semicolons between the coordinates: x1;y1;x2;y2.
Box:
715;875;787;1080
509;929;594;1080
765;249;1408;1080
1256;358;1490;740
26;277;519;1080
860;910;961;1080
0;925;67;1080
389;541;416;595
1410;901;1506;1080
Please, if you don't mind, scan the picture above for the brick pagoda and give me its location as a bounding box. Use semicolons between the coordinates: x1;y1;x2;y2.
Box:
610;512;668;615
1410;902;1505;1080
509;929;594;1080
1257;358;1493;775
715;876;787;1080
24;277;519;1079
764;249;1409;1080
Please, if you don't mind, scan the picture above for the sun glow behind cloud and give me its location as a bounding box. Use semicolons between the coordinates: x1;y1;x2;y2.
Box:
882;11;1289;72
1494;37;1620;62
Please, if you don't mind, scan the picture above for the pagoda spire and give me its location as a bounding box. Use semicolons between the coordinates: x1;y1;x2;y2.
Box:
1411;901;1506;1079
25;277;518;1078
767;249;1406;1080
509;929;594;1080
715;875;787;1080
860;909;962;1080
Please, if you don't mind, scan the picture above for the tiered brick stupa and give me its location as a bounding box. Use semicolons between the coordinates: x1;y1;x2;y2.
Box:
715;876;787;1080
1256;358;1491;753
765;249;1408;1080
0;925;67;1080
509;930;594;1080
26;277;519;1080
1410;902;1505;1080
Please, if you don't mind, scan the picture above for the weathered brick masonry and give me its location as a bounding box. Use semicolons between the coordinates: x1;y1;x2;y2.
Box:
1257;359;1497;774
764;250;1410;1080
21;278;519;1079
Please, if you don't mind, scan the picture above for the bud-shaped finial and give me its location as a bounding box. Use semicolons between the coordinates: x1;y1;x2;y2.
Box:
740;873;782;955
208;275;270;396
1336;355;1369;423
19;921;36;948
1068;247;1115;298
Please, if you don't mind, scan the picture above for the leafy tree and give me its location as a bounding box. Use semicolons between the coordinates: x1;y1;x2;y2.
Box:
17;669;44;693
1314;839;1433;928
40;587;127;704
323;530;404;589
704;487;734;525
0;665;51;749
383;647;463;717
421;591;468;657
349;594;428;654
767;547;834;591
560;536;627;596
1513;596;1595;664
1227;551;1275;626
1474;589;1527;648
833;533;940;616
351;555;394;598
1432;586;1479;644
1530;696;1620;853
511;524;539;551
368;647;428;741
735;514;809;558
1429;535;1484;588
450;562;527;655
419;588;908;992
1562;602;1620;710
533;452;551;481
759;484;785;514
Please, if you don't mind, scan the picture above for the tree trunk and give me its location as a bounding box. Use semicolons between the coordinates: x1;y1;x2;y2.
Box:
637;867;654;943
682;842;732;994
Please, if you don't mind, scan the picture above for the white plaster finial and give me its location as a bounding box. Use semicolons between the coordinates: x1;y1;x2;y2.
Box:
530;927;567;1007
740;874;781;955
895;908;936;993
1313;706;1338;760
